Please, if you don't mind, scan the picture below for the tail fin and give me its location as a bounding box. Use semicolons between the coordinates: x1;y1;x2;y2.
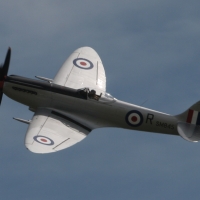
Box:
176;101;200;142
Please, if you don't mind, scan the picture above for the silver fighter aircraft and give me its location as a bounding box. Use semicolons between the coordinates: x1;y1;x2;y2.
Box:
0;47;199;153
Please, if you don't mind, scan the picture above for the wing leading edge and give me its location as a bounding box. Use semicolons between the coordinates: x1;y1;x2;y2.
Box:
25;108;91;153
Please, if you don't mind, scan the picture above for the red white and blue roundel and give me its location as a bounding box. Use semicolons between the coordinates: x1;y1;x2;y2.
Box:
33;136;54;146
73;58;93;69
125;110;143;127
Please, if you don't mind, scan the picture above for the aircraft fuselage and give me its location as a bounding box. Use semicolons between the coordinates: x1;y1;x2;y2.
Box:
3;75;179;136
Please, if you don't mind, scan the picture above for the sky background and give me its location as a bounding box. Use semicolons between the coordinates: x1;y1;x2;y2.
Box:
1;0;200;199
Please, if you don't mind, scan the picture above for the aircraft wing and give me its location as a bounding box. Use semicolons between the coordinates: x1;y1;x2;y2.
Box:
53;47;106;95
25;108;91;153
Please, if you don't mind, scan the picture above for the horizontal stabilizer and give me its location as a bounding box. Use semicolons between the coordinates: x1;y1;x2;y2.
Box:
177;122;200;142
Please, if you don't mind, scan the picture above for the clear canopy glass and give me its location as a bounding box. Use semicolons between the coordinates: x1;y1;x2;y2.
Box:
99;92;116;103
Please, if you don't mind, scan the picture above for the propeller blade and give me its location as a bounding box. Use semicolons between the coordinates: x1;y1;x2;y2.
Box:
0;47;11;105
0;47;11;80
0;91;3;105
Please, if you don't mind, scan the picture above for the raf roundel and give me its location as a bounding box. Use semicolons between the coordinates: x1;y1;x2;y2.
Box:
125;110;143;127
73;58;94;69
33;136;54;146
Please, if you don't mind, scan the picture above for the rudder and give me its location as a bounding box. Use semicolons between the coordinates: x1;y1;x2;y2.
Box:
176;101;200;142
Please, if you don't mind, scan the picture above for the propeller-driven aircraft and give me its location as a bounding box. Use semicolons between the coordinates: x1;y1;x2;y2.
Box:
0;47;199;153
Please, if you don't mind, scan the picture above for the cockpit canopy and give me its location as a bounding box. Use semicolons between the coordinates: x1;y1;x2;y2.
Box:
99;92;116;103
77;88;116;103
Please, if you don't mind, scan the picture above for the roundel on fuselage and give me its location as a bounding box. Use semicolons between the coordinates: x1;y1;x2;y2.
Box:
125;110;143;127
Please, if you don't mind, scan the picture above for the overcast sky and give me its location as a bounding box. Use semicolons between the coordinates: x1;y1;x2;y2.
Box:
1;0;200;199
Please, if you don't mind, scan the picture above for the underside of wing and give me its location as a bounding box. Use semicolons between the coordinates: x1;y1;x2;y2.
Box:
25;108;91;154
53;47;106;95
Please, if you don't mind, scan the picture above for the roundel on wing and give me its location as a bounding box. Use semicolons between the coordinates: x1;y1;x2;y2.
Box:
125;110;143;127
33;136;54;146
73;58;94;69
